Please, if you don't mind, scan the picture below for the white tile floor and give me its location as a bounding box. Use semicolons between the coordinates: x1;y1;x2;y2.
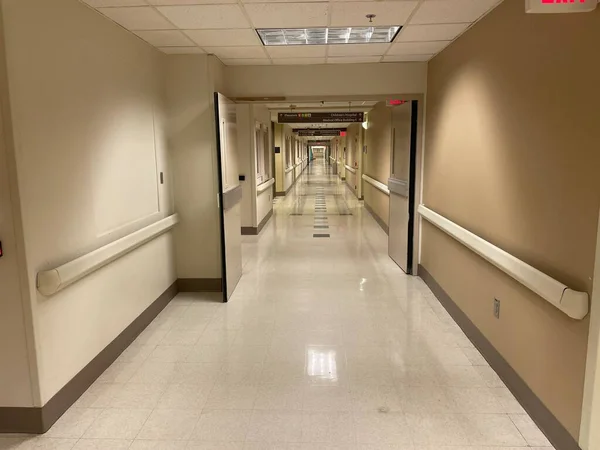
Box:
0;159;555;449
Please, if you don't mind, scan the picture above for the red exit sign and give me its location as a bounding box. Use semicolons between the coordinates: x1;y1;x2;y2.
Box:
526;0;597;13
386;99;407;107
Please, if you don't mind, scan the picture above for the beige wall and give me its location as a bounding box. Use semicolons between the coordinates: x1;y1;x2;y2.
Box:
3;0;177;403
0;3;35;406
422;0;600;439
581;209;600;449
344;124;362;198
165;55;221;279
225;63;427;97
364;102;392;228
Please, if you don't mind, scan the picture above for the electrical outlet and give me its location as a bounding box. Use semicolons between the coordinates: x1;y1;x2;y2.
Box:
493;298;500;319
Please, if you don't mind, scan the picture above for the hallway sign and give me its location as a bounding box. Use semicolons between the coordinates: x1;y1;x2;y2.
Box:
526;0;597;13
279;112;364;123
294;128;347;137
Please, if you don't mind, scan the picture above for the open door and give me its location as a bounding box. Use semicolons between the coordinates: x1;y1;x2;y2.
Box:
388;101;418;274
214;93;242;302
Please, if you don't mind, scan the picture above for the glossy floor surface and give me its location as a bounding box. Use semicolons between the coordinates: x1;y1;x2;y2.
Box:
2;159;554;449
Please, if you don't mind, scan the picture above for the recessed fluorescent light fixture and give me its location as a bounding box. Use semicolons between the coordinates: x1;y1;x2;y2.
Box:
257;26;401;46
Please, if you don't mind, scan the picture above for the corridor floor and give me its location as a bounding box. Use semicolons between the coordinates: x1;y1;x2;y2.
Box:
1;159;554;449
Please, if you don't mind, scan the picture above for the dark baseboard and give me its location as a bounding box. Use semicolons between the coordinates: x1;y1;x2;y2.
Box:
364;202;389;235
0;281;178;434
177;278;222;292
275;191;285;197
241;209;274;236
257;209;273;233
418;265;582;450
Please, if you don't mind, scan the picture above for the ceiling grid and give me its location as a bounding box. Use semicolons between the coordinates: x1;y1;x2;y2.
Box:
80;0;503;65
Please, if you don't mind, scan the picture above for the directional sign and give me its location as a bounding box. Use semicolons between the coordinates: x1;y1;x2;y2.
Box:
279;112;364;124
294;128;347;137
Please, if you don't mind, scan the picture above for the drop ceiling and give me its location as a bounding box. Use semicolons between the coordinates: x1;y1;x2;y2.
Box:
80;0;503;65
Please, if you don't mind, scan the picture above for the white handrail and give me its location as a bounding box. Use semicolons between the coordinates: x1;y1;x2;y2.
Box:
37;214;179;297
362;174;390;196
257;178;275;194
345;164;357;174
418;205;588;320
285;166;294;174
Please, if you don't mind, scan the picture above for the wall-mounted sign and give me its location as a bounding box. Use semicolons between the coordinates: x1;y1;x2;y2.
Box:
526;0;597;13
279;112;364;123
293;128;347;137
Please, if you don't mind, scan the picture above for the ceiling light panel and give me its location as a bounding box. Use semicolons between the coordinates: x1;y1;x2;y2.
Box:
157;5;251;29
257;26;400;46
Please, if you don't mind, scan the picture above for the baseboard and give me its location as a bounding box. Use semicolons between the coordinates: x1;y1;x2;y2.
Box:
257;209;273;233
240;209;274;236
0;281;178;434
275;191;286;197
418;265;582;450
177;278;222;292
364;202;389;235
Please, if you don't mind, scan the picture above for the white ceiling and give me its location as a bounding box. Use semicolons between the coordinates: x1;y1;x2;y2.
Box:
81;0;503;66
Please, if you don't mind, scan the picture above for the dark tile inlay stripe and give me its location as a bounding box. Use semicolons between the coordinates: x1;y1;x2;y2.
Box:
313;233;330;238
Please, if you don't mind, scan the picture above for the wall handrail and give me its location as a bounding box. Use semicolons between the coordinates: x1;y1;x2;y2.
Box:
418;205;588;320
285;166;294;174
345;164;357;174
37;214;179;297
362;174;390;196
257;178;275;194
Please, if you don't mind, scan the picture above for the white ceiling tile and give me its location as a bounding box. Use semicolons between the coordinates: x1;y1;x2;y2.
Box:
330;1;418;27
222;59;273;65
245;3;328;28
266;45;327;58
159;46;205;54
82;0;147;6
272;58;326;65
157;5;251;29
410;0;501;25
204;46;267;59
149;0;235;4
327;56;381;64
135;30;193;46
185;29;261;47
98;6;175;30
387;40;449;55
396;23;469;42
327;43;390;57
383;54;432;62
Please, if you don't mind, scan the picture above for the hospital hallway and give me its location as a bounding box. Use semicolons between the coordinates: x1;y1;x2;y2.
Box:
9;156;554;449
